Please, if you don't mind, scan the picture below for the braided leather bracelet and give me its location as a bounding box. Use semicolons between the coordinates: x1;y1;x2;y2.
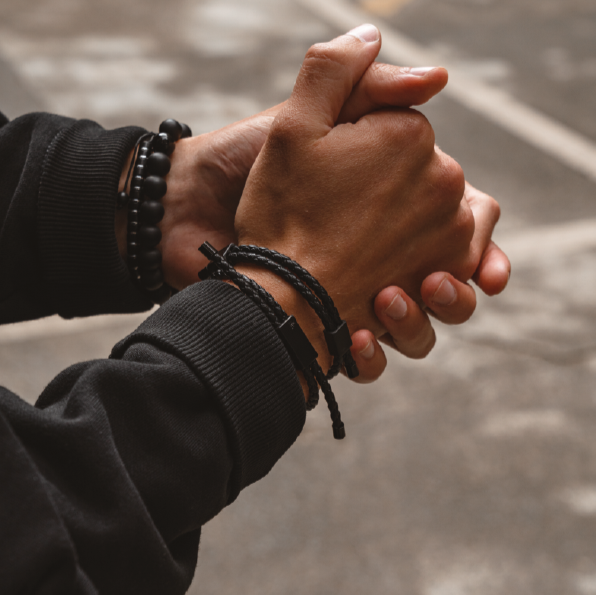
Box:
199;242;360;440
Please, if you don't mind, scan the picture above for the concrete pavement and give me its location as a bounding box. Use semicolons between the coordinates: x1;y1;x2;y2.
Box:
0;0;595;593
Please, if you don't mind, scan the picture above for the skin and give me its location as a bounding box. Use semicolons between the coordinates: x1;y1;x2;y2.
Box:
117;26;511;388
235;28;508;379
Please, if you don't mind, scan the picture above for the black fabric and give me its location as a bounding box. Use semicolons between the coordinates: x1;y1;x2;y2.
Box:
38;119;153;318
0;111;306;593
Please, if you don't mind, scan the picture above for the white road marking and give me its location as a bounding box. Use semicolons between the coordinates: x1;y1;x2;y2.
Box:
558;486;596;516
479;410;573;438
576;573;596;595
0;311;153;345
497;218;596;268
296;0;596;183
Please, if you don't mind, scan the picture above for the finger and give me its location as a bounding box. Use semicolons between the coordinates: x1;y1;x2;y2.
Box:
284;24;382;136
473;240;511;296
338;64;448;124
420;272;477;325
462;180;502;270
375;287;436;359
349;329;388;384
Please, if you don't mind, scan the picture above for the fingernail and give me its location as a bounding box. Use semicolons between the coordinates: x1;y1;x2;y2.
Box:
432;278;457;306
385;293;407;321
347;24;380;43
359;339;375;360
408;66;437;76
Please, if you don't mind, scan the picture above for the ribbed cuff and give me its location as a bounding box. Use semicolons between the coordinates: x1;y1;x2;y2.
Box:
38;120;153;318
111;280;307;502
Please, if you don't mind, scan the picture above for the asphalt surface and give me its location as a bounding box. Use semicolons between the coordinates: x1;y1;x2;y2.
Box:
1;0;596;593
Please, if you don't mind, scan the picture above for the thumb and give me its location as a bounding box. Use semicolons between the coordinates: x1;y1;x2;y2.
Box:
338;64;448;124
286;24;381;136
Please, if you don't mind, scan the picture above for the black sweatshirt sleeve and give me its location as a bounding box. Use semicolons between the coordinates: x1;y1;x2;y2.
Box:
0;111;152;323
0;112;308;593
0;282;306;594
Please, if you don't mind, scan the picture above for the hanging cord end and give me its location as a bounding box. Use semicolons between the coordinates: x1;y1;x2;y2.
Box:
333;423;346;440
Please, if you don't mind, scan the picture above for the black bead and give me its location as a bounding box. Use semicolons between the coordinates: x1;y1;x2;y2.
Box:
134;164;145;178
159;119;182;141
140;259;160;272
129;198;141;210
142;269;164;291
132;175;144;188
128;241;139;255
180;123;192;138
139;249;162;268
132;271;142;283
128;231;138;243
143;176;167;200
138;226;162;246
146;152;171;177
128;254;139;268
127;220;139;233
117;191;129;209
157;132;170;144
140;200;165;224
129;209;139;221
153;132;174;155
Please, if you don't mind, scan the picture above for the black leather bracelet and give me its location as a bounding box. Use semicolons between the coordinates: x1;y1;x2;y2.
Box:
119;119;192;305
198;241;359;440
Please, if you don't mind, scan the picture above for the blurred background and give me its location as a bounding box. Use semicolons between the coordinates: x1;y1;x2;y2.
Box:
1;0;596;593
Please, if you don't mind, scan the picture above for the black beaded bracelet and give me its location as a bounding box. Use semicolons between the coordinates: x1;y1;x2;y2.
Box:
199;241;360;440
119;119;192;305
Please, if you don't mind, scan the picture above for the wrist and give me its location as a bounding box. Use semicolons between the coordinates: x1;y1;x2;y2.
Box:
230;264;333;400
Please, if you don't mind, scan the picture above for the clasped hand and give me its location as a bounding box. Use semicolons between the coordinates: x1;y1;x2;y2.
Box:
133;25;510;384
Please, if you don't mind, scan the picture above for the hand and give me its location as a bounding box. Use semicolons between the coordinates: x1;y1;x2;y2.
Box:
116;25;509;381
234;25;481;371
117;43;452;291
352;182;511;383
157;66;452;290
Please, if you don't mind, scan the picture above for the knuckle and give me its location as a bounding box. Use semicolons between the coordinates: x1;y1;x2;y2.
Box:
397;319;433;352
487;195;501;224
267;114;302;151
303;42;343;72
397;109;435;150
401;326;436;360
305;42;330;60
437;156;466;203
418;330;437;359
455;206;475;245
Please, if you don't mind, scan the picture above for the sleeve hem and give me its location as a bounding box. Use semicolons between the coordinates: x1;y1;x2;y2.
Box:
38;120;153;318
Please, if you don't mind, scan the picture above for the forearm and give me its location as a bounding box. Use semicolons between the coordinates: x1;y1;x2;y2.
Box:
0;280;305;593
